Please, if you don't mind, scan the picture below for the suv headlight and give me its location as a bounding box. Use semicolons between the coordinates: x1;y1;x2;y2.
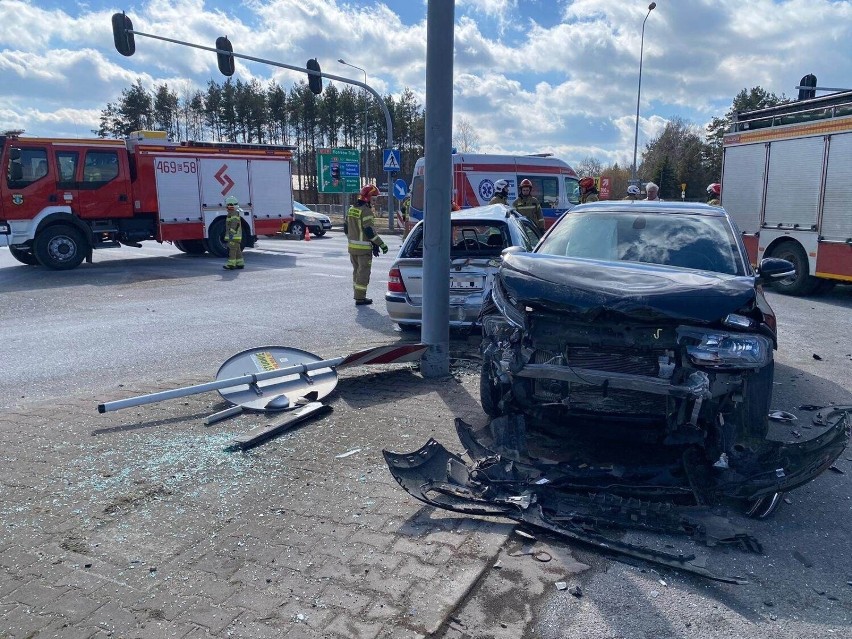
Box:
677;328;771;370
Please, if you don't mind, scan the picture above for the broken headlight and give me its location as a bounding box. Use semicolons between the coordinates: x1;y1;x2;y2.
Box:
677;328;772;370
491;278;526;329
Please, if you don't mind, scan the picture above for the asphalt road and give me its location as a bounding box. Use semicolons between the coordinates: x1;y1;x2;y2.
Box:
2;231;851;639
0;230;410;408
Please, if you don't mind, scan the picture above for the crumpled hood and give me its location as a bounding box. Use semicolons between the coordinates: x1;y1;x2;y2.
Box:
499;253;757;323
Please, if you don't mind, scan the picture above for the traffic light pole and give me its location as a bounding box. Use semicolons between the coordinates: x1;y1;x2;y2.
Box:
111;16;395;229
419;0;455;378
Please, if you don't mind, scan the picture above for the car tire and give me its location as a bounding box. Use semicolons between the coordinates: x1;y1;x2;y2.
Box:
480;356;504;417
314;229;327;237
8;246;40;265
769;242;819;296
397;323;420;333
33;224;87;270
289;221;306;239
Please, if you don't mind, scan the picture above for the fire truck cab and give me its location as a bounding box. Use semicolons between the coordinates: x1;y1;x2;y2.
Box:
1;131;296;270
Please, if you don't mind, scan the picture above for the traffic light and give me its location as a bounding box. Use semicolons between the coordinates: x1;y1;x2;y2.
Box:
798;74;817;101
307;58;323;95
216;36;235;77
111;13;136;57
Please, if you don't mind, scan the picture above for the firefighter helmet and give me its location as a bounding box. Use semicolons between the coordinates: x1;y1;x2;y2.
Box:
707;183;721;196
519;178;533;191
579;176;595;190
493;179;509;193
627;184;641;196
359;184;379;201
225;195;238;206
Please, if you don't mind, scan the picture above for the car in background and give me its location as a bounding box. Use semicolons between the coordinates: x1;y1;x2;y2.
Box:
287;201;332;238
478;201;846;518
385;204;542;330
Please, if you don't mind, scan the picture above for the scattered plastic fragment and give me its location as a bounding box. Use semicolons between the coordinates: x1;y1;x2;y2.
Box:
555;581;568;590
813;354;823;360
335;448;362;459
569;585;582;597
768;410;798;423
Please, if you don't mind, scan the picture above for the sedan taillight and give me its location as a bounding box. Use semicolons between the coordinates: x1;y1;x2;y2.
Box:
388;267;406;293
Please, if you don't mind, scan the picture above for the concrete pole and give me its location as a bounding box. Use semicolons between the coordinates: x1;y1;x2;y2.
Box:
420;0;454;378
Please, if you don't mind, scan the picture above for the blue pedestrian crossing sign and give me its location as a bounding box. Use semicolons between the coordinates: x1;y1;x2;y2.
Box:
383;149;401;173
393;179;408;200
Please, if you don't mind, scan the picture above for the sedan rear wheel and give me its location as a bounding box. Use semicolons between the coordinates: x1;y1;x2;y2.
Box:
289;220;306;239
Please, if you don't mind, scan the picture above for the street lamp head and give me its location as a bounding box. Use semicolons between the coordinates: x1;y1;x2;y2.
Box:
338;58;346;64
648;2;656;10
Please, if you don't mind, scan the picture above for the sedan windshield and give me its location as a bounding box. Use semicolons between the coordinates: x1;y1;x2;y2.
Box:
537;211;745;275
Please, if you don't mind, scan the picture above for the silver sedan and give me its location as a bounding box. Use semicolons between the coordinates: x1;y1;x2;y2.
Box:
385;205;542;330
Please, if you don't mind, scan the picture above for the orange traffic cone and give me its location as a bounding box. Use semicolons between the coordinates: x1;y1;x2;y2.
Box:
304;227;311;242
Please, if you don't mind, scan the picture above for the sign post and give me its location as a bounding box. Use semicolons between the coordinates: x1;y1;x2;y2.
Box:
383;149;401;231
681;182;687;201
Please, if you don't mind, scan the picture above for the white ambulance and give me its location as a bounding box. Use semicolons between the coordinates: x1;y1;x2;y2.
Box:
408;153;581;229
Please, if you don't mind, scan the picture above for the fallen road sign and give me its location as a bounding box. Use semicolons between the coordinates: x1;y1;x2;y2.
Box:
227;402;332;450
97;343;427;414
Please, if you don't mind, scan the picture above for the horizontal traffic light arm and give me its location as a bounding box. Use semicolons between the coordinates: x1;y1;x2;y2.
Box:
114;23;381;102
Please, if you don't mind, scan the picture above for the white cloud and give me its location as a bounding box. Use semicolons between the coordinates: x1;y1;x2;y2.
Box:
1;0;850;169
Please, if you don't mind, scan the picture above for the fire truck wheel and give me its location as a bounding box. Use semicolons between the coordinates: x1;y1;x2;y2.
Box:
205;219;229;258
8;246;40;265
174;240;207;255
768;242;819;296
33;224;86;270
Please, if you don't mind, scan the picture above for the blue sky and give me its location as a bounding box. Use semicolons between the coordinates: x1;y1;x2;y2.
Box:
1;0;851;172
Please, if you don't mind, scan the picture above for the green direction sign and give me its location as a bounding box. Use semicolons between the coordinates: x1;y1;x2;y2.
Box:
317;148;361;193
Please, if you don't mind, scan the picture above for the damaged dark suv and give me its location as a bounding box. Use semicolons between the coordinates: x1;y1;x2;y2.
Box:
477;201;847;516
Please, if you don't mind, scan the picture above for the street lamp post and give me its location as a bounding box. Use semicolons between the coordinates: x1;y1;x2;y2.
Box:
631;2;656;186
338;59;369;185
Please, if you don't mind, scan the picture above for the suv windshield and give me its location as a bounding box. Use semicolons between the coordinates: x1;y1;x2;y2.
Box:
537;211;745;275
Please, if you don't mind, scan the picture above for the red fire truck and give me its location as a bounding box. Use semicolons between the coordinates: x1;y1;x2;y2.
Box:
721;89;852;295
0;131;295;269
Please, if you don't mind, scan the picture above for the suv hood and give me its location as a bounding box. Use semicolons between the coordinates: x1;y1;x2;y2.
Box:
500;253;756;324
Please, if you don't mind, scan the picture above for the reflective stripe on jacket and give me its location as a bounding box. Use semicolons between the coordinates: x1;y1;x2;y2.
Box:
225;210;242;242
347;203;384;252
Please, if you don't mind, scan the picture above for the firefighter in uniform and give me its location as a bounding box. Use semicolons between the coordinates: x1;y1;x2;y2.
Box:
512;178;544;231
346;185;388;305
578;176;600;203
223;196;245;270
488;179;510;205
706;183;721;206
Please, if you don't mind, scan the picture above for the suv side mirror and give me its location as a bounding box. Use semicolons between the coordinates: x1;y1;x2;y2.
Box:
757;257;795;282
502;246;524;257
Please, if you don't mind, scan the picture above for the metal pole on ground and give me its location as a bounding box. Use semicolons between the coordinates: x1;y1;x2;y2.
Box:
420;0;454;378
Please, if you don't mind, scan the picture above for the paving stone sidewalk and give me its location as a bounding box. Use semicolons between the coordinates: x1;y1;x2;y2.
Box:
0;362;511;638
